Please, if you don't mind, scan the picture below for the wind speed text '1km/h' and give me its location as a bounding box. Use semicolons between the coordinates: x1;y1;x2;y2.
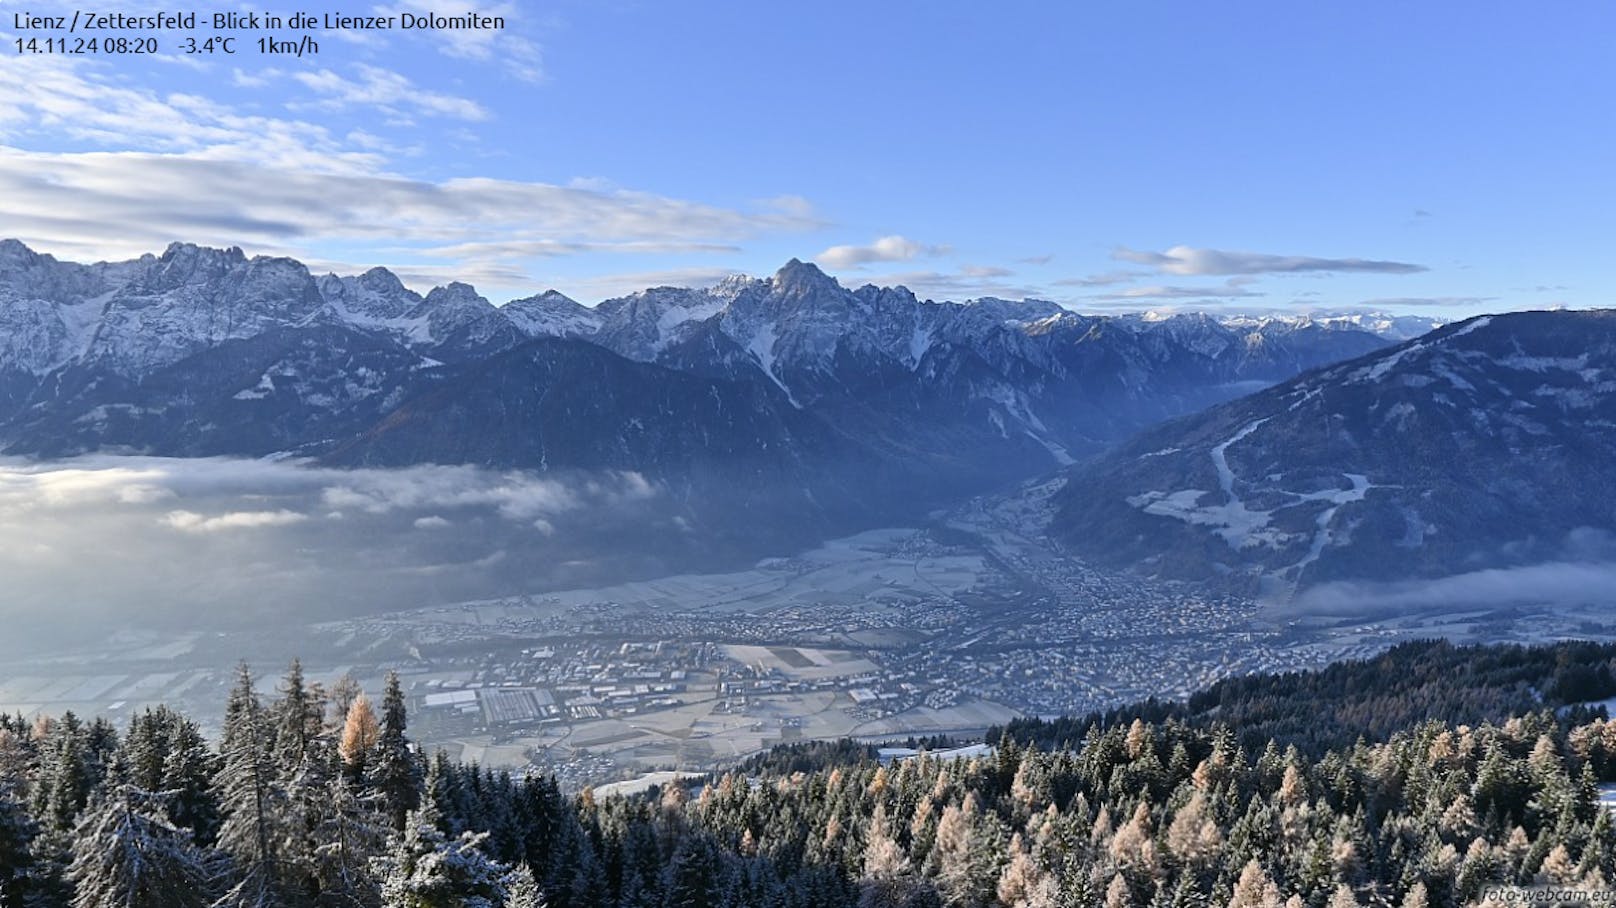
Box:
9;9;506;57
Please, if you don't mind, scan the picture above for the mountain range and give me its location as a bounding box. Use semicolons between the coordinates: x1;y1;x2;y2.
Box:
0;240;1419;545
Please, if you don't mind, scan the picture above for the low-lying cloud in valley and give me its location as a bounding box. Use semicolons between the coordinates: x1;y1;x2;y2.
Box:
1293;530;1616;614
0;457;685;653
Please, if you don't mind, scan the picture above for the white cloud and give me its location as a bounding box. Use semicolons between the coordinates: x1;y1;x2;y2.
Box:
317;464;653;520
418;239;743;261
1354;296;1496;308
0;457;657;524
164;509;308;533
377;0;544;82
0;57;817;292
0;465;173;510
1296;561;1616;611
0;147;814;265
0;457;679;650
1088;280;1265;302
291;65;491;121
0;56;377;172
760;195;816;219
1053;270;1150;288
1115;245;1426;276
816;235;947;270
960;265;1012;278
231;67;281;89
852;268;1045;303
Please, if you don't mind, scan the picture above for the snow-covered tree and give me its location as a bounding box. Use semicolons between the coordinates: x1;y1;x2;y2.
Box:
371;673;419;832
118;707;219;847
312;774;387;906
272;660;326;774
212;664;292;908
0;774;36;906
374;804;509;908
68;784;212;908
502;864;545;908
662;835;719;908
33;712;90;836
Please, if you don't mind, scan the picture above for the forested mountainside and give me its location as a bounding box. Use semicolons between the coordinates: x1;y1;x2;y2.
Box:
993;639;1616;755
3;642;1616;907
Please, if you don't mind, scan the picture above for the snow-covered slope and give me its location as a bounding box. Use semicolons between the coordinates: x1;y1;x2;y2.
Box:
1051;309;1616;598
501;290;601;339
0;240;146;374
82;245;331;374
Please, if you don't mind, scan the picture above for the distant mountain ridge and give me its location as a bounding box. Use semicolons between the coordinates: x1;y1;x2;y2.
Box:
1049;309;1616;599
0;239;1418;547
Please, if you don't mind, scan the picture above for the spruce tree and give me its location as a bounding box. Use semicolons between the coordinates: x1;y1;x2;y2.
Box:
663;836;718;908
68;784;212;908
273;660;325;773
374;804;509;908
33;712;89;836
504;864;546;908
312;773;386;907
163;716;222;848
273;661;338;901
117;707;219;848
213;664;292;908
0;774;36;907
371;673;419;833
28;712;91;908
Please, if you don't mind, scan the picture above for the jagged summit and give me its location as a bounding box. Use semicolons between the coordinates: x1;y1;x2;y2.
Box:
356;266;409;292
500;289;600;339
770;258;842;294
0;238;41;262
158;241;248;266
423;281;484;304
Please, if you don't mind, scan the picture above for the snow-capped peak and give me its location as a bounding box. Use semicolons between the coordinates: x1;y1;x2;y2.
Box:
502;289;602;339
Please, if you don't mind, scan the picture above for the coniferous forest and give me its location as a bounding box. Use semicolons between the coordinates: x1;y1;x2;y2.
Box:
2;642;1615;908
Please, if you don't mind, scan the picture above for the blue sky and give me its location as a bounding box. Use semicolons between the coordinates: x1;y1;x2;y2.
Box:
1;1;1612;314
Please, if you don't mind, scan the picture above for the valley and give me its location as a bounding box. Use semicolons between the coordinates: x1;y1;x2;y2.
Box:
5;487;1613;791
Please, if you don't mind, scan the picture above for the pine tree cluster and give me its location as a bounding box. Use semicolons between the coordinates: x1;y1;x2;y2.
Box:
993;640;1616;756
